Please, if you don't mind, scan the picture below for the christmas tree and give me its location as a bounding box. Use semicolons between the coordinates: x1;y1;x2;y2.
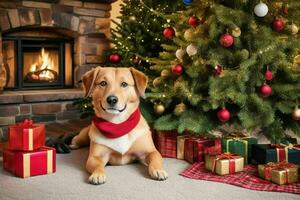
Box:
147;0;300;142
74;0;183;118
106;0;184;69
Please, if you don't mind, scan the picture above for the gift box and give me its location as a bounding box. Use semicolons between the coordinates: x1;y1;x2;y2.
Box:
222;137;257;164
252;144;300;164
205;153;244;175
3;146;56;178
156;131;177;158
258;162;299;185
8;119;45;151
184;137;221;163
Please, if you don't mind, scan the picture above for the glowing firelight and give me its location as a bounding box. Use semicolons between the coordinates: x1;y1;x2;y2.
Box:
29;48;55;81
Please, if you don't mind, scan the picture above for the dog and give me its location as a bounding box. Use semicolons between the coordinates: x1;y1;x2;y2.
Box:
71;67;168;185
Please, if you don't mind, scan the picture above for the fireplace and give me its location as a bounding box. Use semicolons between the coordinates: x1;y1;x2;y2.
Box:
3;36;73;90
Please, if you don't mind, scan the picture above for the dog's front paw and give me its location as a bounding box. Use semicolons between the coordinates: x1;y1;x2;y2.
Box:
149;169;168;181
88;172;107;185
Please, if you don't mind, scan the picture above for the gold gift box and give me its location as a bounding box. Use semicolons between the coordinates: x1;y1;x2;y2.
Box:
258;163;299;185
205;154;244;175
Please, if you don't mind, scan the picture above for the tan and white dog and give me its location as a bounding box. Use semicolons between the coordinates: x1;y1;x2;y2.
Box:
71;67;168;185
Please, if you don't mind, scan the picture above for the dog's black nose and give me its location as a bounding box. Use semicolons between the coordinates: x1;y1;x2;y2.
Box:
106;95;118;106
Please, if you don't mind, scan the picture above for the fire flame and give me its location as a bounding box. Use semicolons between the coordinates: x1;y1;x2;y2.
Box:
29;48;55;80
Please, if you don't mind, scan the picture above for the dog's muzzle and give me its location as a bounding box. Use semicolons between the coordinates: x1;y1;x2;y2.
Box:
101;103;127;114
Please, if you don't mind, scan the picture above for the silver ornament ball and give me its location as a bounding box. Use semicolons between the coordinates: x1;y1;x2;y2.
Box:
186;44;198;56
254;2;268;17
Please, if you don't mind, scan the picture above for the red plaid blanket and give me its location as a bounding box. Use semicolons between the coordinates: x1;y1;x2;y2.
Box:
180;162;300;194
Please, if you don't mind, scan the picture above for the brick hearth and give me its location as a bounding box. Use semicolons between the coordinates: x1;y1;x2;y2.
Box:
0;89;85;141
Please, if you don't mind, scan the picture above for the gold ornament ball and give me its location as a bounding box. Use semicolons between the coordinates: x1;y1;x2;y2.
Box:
231;27;241;38
293;55;300;65
174;103;187;116
292;107;300;121
161;69;170;78
154;103;165;115
289;24;299;35
175;48;185;60
129;16;136;21
152;77;162;87
184;28;197;42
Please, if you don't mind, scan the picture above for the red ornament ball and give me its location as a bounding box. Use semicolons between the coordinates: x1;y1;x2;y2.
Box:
109;53;121;63
264;70;273;81
219;33;234;47
217;108;231;122
163;27;175;39
188;16;199;28
172;64;183;75
215;65;223;75
260;83;272;97
273;18;285;31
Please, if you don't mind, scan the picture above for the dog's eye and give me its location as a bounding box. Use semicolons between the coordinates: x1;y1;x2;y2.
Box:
99;81;107;87
121;82;128;88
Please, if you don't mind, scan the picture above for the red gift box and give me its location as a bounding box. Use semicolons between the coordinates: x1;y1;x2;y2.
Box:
156;131;177;158
8;119;45;151
3;146;56;178
185;137;222;163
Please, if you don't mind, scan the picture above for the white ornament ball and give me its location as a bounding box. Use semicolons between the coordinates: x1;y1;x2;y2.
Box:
175;48;186;60
254;2;268;17
186;44;198;56
290;24;299;35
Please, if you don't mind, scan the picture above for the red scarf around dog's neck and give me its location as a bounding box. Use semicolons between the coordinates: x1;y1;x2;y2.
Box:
92;108;141;139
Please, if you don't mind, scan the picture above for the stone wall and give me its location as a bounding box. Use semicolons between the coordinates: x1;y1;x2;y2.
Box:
0;0;114;87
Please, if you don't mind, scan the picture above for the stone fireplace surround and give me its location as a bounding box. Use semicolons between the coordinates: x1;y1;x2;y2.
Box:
0;0;116;139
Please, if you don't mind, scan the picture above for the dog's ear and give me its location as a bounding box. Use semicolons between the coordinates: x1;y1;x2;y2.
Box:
82;67;101;97
130;67;148;99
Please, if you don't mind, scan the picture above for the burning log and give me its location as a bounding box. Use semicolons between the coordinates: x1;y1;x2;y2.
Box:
25;68;58;83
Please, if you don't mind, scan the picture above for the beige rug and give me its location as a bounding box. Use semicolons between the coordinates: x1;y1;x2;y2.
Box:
0;148;298;200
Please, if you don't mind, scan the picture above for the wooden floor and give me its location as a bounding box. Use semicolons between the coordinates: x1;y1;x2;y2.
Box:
45;119;90;138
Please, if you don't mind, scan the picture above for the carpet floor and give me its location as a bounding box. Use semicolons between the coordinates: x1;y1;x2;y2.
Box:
0;148;299;200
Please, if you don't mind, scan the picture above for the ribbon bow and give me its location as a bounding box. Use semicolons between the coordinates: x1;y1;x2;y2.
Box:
279;143;300;151
19;119;33;128
264;162;297;184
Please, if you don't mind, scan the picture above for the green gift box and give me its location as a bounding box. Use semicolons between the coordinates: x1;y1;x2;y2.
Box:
222;137;257;164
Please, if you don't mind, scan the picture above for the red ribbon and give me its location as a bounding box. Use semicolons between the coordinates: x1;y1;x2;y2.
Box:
270;144;288;162
263;162;297;184
212;152;239;174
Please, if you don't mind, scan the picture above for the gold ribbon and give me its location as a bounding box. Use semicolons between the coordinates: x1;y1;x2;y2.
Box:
23;153;30;178
226;137;248;164
47;150;53;174
28;128;33;151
